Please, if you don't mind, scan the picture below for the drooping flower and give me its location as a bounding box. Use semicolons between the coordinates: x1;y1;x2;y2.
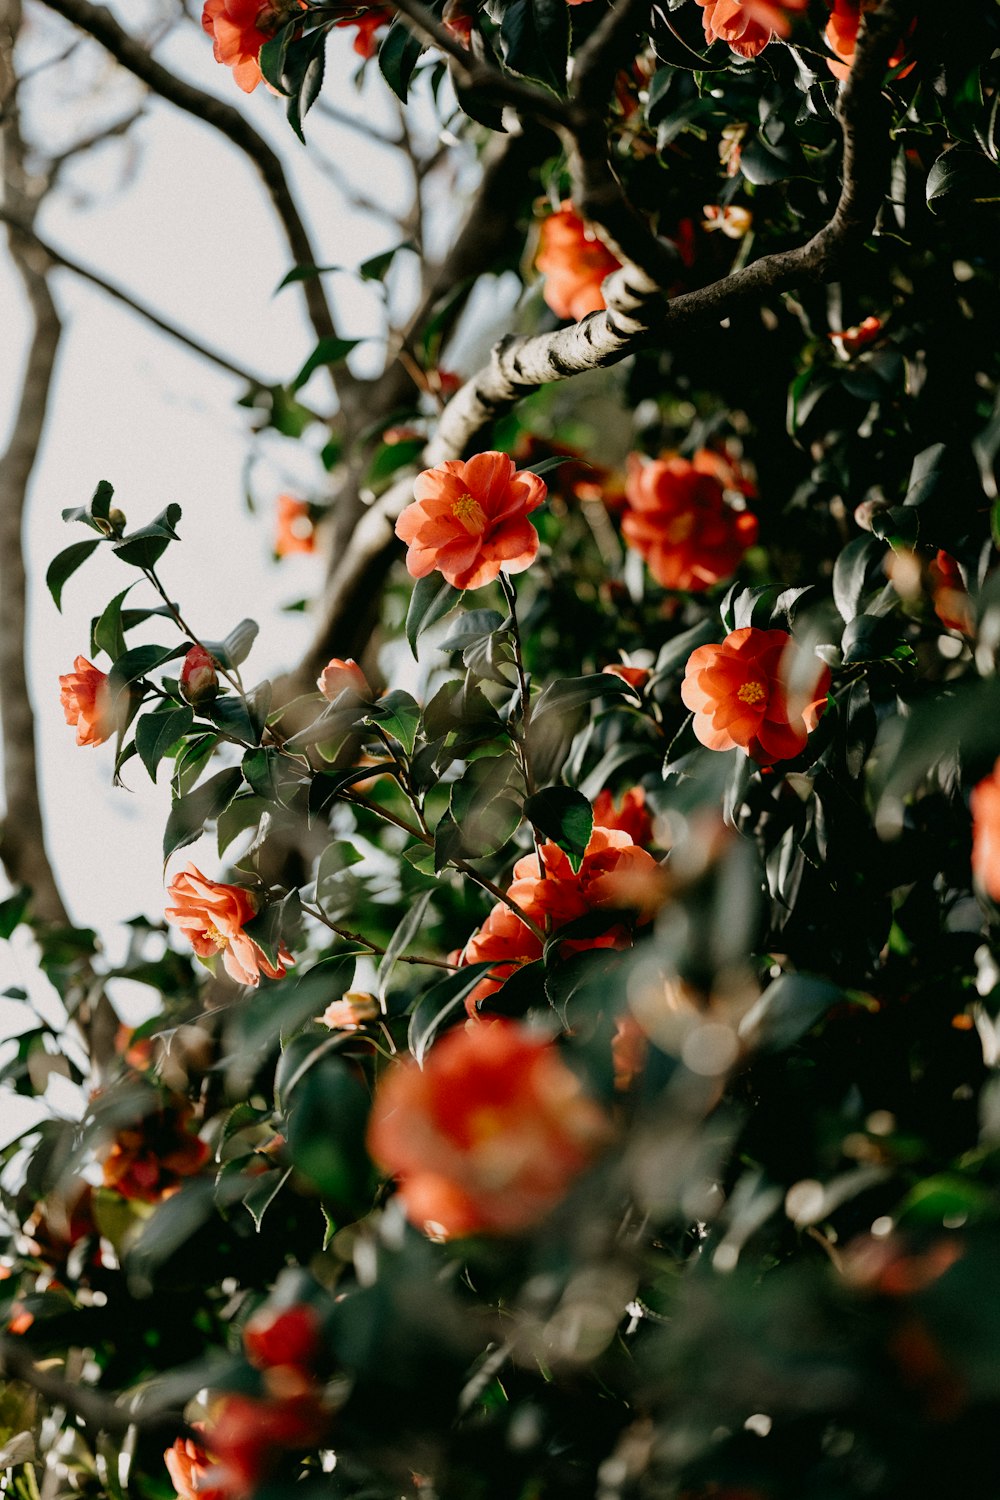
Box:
101;1099;209;1203
165;864;293;987
681;627;831;765
244;1303;322;1375
274;494;316;557
535;201;622;323
696;0;807;58
621;451;759;592
179;645;219;706
335;4;393;56
823;0;913;81
165;1431;232;1500
367;1021;610;1238
395;451;546;590
592;788;654;848
971;759;1000;902
59;656;111;748
201;0;294;92
316;656;371;701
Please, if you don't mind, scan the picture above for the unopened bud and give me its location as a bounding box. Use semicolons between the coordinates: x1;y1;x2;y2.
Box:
316;657;370;702
319;991;379;1030
180;645;219;705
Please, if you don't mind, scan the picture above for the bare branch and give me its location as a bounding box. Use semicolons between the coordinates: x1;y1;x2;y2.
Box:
35;0;348;401
0;0;70;926
0;209;280;387
0;1335;190;1441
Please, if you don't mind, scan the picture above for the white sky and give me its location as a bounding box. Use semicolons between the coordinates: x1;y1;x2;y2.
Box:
0;3;428;1008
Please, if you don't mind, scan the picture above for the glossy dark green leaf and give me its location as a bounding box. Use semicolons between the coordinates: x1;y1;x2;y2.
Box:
523;786;593;872
406;574;463;658
46;540;102;610
292;336;362;392
111;504;182;569
377;17;424;101
407;963;495;1064
135;705;194;782
163;766;244;861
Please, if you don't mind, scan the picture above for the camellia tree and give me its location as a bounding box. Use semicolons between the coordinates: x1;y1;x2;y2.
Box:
2;0;1000;1497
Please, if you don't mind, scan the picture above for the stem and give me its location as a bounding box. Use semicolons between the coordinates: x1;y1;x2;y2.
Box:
499;572;547;878
299;901;457;971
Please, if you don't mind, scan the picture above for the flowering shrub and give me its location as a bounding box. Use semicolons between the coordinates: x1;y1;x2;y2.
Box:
4;3;1000;1500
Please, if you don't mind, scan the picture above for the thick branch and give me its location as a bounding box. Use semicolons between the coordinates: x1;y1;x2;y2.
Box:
0;1335;189;1441
36;0;347;400
0;210;277;387
0;0;70;925
291;0;910;674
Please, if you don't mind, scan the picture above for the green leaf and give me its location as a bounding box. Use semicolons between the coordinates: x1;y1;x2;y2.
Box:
738;973;845;1053
111;505;183;569
438;609;505;651
523;786;593;872
259;18;295;91
275;262;343;292
203;685;271;747
286;1058;372;1207
292;336;362;392
378;890;434;1003
832;536;885;625
244;889;300;969
406;574;463;658
217;792;270;856
378;17;424;101
163;766;244;861
284;26;327;143
448;755;522;858
202;619;259;670
359;241;416;282
407;964;495;1064
46;540;102;610
91;585;136;662
135;706;194;782
500;0;568;92
0;889;30;941
106;645;186;718
366;689;421;756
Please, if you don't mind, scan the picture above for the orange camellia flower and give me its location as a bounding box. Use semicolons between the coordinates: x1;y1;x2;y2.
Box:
165;864;293;987
316;656;371;701
244;1303;322;1375
696;0;806;58
603;663;650;691
509;827;664;935
395;451;546;590
319;991;380;1030
829;314;882;356
929;550;973;636
201;0;296;92
621;451;759;592
274;494;315;557
59;656;111;748
335;4;393;56
101;1099;209;1203
971;759;1000;902
165;1432;231;1500
823;0;912;81
367;1021;610;1238
681;627;831;766
207;1389;331;1494
535;201;621;322
592;787;654;848
461;900;545;1017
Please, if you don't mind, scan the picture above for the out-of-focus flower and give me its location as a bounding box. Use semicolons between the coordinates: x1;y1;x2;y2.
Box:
823;0;913;81
929;551;973;636
395;452;546;590
612;1014;648;1091
971;758;1000;902
829;314;883;356
603;664;651;691
275;495;316;557
101;1099;209;1203
720;122;747;175
316;657;371;701
244;1303;322;1374
335;4;393;56
696;0;807;58
368;1021;610;1238
702;204;753;239
621;452;758;592
165;1432;231;1500
535;202;621;322
319;991;380;1030
592;788;654;847
206;1389;330;1493
179;645;219;706
681;627;831;765
509;826;665;934
201;0;300;92
59;656;111;747
165;865;293;987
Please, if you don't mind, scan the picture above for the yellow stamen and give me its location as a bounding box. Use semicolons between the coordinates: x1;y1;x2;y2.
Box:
203;924;228;952
452;493;488;535
737;680;766;706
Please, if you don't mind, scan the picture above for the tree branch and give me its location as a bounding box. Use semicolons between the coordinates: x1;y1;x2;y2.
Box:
35;0;348;402
0;1335;190;1441
0;0;70;926
0;209;279;387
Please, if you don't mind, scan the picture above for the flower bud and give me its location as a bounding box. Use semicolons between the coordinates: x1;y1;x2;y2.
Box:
319;991;380;1031
316;657;370;702
603;664;650;691
179;645;219;705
